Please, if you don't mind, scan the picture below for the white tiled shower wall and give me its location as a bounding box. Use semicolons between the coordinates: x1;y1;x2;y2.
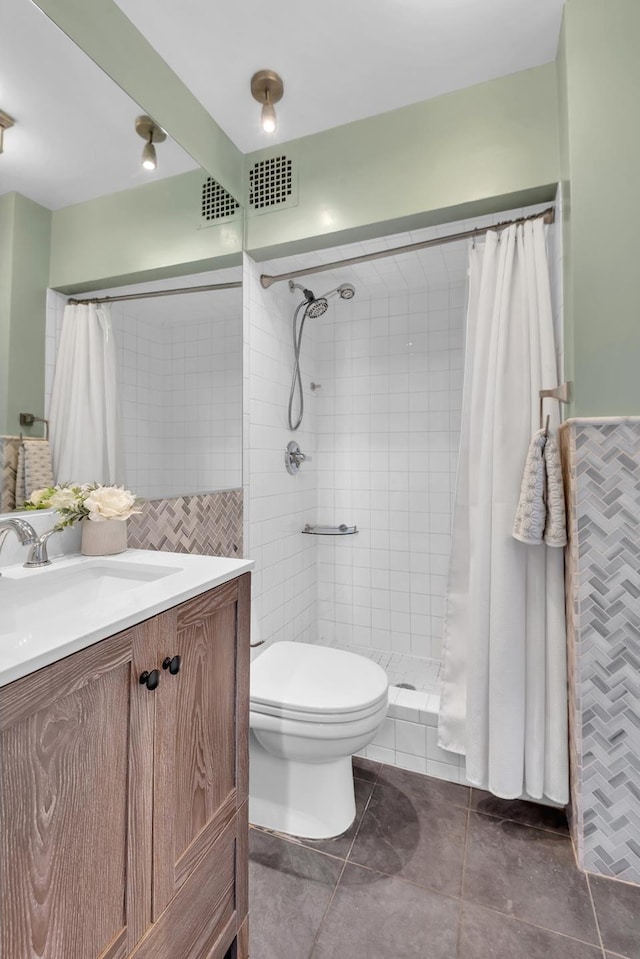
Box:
243;254;318;648
315;285;465;661
45;295;242;497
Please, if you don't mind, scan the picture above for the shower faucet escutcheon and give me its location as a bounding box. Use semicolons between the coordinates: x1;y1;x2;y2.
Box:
285;441;311;475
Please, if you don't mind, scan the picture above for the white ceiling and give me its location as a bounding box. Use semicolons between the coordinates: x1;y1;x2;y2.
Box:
114;0;565;153
0;0;198;210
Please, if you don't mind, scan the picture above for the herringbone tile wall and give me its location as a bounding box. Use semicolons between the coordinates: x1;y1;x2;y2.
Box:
561;418;640;886
127;489;243;557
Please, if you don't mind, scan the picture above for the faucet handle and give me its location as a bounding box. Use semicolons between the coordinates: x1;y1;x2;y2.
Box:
24;528;58;568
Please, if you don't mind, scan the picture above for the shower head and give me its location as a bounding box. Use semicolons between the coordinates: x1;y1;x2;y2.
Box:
305;297;329;318
289;280;330;317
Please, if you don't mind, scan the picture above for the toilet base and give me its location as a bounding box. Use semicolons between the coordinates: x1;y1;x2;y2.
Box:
249;731;357;839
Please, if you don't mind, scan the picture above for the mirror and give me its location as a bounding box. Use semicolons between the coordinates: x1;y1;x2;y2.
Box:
0;0;243;511
51;270;243;501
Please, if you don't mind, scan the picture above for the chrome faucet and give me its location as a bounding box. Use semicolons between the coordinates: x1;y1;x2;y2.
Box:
0;518;38;576
24;528;58;568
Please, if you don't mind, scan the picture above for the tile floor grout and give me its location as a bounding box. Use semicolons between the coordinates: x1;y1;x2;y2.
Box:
455;803;472;956
456;898;607;951
307;858;349;959
307;768;380;959
468;805;570;834
585;872;609;959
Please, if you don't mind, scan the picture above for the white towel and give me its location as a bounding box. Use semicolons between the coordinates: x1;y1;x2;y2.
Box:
513;429;547;545
542;433;567;547
513;429;567;547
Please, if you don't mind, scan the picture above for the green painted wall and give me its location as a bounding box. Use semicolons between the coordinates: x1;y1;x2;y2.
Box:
33;0;243;201
245;64;560;259
48;64;560;292
49;170;242;294
559;0;640;415
556;19;573;398
0;194;51;436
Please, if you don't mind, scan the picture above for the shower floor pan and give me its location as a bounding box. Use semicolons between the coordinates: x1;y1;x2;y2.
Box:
322;642;466;786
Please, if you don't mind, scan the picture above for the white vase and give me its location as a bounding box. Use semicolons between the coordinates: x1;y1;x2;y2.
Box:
81;519;128;556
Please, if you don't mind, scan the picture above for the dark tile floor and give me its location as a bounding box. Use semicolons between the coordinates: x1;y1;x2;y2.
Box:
249;758;640;959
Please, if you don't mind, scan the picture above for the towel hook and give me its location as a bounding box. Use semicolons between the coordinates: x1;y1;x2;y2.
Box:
539;383;572;433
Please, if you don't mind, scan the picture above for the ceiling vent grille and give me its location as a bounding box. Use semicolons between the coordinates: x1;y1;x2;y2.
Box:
201;177;240;222
248;155;296;212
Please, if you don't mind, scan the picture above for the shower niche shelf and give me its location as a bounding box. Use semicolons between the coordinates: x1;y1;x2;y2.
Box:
302;524;358;536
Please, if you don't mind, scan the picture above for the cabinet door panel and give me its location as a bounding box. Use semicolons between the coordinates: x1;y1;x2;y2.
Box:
0;625;155;959
174;600;236;848
131;815;238;959
152;576;249;918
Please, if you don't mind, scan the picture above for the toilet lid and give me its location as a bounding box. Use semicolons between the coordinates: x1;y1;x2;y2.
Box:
251;642;389;716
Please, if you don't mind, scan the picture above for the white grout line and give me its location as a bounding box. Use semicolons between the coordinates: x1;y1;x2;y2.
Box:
585;872;608;959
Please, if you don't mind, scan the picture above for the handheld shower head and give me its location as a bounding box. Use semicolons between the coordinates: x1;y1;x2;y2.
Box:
318;282;357;302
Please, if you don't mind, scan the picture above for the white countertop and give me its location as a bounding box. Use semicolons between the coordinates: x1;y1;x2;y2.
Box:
0;549;253;688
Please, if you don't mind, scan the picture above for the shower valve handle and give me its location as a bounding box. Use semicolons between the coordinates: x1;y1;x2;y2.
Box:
285;441;311;474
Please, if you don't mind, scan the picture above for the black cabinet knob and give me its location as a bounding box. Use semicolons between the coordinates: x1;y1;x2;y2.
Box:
162;655;181;675
139;669;160;691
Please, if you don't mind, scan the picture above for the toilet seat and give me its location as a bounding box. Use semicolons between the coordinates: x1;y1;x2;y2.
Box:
250;642;389;721
250;695;388;725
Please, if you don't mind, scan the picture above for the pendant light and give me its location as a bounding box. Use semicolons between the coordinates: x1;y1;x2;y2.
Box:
135;116;166;171
251;71;284;135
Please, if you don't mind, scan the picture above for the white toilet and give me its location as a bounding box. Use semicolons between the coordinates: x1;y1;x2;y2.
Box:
249;641;388;839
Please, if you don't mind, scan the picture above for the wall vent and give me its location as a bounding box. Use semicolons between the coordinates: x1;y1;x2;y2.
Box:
201;177;241;222
248;155;296;212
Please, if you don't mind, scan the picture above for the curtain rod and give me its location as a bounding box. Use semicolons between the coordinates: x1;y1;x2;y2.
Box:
260;207;555;289
68;280;242;306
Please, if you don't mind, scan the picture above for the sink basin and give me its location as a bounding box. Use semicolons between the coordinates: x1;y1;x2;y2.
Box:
3;558;181;590
0;560;182;636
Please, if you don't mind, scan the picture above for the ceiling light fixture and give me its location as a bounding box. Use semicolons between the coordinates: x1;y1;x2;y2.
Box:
0;110;15;154
135;115;166;171
251;70;283;135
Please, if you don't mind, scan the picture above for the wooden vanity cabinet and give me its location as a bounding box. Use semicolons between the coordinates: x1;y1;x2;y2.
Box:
0;572;250;959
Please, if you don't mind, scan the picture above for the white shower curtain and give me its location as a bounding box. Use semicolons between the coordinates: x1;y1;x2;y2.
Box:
49;303;122;486
438;219;568;804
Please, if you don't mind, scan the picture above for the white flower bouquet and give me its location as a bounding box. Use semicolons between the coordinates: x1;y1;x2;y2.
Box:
25;483;140;530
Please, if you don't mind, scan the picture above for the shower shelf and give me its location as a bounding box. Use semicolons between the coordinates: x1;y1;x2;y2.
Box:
302;524;358;536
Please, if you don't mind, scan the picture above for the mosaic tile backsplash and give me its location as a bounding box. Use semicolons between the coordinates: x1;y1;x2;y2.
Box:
128;490;243;557
561;418;640;886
